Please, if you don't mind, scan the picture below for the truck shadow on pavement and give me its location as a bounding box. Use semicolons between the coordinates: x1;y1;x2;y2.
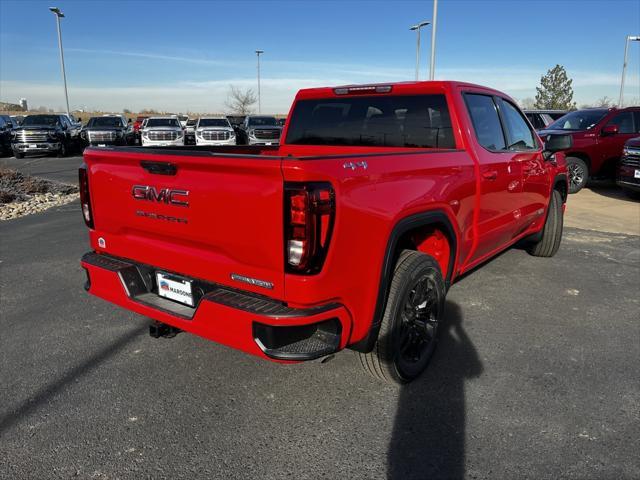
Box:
387;301;483;480
0;324;147;435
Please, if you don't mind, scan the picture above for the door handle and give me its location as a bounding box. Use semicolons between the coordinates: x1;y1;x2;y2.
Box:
482;170;498;181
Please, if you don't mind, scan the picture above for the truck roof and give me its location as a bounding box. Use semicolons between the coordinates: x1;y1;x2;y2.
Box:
294;80;508;101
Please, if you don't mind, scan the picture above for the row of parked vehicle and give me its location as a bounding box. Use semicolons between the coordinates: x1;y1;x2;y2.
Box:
1;105;639;196
0;112;286;158
131;114;285;147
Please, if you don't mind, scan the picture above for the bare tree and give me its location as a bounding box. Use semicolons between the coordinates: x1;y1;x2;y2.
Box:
225;85;257;115
595;96;614;107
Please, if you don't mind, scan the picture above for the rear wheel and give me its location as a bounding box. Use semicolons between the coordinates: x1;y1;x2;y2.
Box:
566;157;588;193
358;250;446;384
528;189;563;257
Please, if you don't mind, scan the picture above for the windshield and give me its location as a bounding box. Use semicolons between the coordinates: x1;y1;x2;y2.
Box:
547;109;607;131
199;118;230;128
248;116;277;126
146;118;181;128
87;117;122;128
22;115;60;126
285;94;455;148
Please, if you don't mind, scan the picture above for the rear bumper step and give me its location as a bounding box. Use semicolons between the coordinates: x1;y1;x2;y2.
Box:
81;252;351;361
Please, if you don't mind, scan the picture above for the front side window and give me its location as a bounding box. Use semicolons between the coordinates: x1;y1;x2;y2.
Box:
286;94;454;148
498;99;537;150
547;109;607;131
465;94;505;151
606;112;635;134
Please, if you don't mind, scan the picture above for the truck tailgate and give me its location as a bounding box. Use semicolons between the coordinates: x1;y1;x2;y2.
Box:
84;148;285;298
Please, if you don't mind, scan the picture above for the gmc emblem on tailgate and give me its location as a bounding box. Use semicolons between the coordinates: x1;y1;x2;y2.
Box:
132;185;189;207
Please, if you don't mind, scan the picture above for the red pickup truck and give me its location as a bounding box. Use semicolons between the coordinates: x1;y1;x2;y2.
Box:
80;81;570;384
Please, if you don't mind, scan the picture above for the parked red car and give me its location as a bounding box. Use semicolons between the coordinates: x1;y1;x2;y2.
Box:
133;115;147;133
538;107;640;193
79;81;570;383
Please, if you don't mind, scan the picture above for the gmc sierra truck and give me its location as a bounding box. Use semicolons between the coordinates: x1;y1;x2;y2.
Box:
80;81;570;384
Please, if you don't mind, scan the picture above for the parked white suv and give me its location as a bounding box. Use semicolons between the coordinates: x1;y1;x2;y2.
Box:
141;117;184;147
195;117;236;146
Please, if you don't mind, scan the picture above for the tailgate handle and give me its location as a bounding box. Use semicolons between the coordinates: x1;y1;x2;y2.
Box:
140;161;177;176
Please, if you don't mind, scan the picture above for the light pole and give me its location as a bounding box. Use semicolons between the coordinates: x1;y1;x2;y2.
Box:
255;50;264;113
619;35;640;107
409;21;430;81
49;7;70;116
429;0;438;80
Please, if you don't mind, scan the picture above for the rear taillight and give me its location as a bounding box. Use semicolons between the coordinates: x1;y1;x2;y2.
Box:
78;164;94;229
285;183;335;274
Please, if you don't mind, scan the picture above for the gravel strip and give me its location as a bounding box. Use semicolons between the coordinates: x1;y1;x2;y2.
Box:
0;168;80;221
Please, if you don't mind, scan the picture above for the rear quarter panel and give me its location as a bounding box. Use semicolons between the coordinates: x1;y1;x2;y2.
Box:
282;148;476;345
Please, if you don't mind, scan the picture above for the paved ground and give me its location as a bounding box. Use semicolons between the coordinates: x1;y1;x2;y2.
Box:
1;158;639;479
0;154;83;185
565;183;640;236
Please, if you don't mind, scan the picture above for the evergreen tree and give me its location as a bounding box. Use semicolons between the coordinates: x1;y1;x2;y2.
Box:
534;65;576;110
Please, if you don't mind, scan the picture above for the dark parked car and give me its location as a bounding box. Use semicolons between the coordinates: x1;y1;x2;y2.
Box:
11;114;81;158
237;115;281;145
617;137;640;198
226;115;246;138
524;110;567;130
0;115;14;155
81;115;133;147
538;107;640;193
184;118;197;145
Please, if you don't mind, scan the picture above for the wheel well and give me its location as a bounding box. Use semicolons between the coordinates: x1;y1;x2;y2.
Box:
554;177;568;202
566;152;591;171
395;223;453;281
349;212;457;354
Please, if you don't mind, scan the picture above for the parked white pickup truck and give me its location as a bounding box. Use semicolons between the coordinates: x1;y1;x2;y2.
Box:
195;117;236;146
141;117;184;147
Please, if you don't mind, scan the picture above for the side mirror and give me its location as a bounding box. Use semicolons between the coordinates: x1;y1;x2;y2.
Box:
601;124;619;136
542;133;572;160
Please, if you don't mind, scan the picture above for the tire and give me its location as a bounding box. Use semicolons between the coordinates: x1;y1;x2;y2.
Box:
14;151;24;159
622;188;640;200
57;142;68;158
527;189;563;257
358;250;446;384
566;157;588;193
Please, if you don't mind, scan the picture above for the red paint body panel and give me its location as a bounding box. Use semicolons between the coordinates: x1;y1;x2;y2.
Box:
81;81;567;360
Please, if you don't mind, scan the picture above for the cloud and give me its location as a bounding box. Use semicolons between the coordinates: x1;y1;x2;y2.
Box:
66;48;242;67
1;62;637;112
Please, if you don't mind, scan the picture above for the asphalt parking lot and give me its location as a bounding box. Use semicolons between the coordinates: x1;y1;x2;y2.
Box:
1;155;639;479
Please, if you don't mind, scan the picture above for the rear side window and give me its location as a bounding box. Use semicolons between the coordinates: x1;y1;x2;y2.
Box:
285;94;455;148
465;94;505;151
498;99;537;150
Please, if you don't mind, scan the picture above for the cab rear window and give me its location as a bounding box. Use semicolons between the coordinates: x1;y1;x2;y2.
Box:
285;94;455;148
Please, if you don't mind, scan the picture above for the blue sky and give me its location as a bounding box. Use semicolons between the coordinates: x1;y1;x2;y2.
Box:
1;0;639;113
